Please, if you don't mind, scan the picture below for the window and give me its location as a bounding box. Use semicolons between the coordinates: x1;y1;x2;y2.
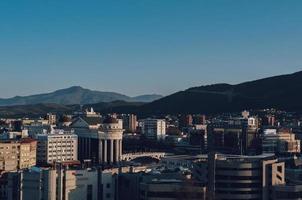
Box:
87;184;93;200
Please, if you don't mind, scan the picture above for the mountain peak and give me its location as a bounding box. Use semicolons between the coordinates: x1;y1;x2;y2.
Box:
58;86;85;92
0;86;163;106
67;86;84;90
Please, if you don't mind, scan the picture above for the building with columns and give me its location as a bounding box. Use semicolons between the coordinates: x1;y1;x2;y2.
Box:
73;116;123;165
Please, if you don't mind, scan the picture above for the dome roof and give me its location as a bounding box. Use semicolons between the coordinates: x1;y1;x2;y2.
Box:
103;116;118;124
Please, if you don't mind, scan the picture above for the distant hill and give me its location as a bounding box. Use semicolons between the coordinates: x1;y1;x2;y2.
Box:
137;71;302;114
0;86;163;106
131;94;163;102
0;103;79;118
2;71;302;117
83;100;143;114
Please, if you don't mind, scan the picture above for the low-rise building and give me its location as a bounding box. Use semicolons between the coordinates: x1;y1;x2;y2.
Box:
140;179;206;200
118;169;206;200
272;184;302;200
1;164;119;200
22;167;99;200
262;130;300;154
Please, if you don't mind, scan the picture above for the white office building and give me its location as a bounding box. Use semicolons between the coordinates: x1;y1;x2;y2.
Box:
36;129;78;164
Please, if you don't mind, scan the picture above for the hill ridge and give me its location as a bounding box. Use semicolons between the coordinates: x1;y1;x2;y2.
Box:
0;86;163;106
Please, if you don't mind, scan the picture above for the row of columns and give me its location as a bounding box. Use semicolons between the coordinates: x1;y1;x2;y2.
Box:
99;139;122;164
79;137;92;160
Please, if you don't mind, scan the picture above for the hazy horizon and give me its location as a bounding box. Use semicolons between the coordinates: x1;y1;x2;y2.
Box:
1;70;301;99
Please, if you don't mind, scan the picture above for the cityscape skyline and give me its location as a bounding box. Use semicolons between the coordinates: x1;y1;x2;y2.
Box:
1;1;302;199
1;0;302;97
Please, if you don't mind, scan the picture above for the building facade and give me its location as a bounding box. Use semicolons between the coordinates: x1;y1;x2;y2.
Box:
36;129;78;165
0;139;37;172
207;117;260;155
122;114;137;133
142;118;166;140
207;153;285;199
140;179;206;200
262;130;300;154
75;116;123;165
21;167;99;200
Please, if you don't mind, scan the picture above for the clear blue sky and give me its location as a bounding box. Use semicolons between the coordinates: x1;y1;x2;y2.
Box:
1;0;302;98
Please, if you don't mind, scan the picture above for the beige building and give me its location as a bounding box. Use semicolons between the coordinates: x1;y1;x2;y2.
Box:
47;113;57;125
1;164;121;200
22;167;99;200
262;130;300;154
0;139;37;172
270;157;302;200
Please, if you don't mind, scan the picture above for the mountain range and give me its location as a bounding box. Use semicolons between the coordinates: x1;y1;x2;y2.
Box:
137;71;302;114
1;71;302;117
0;86;163;106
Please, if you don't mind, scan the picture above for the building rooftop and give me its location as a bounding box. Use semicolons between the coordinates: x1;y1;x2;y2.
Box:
81;116;102;125
103;116;119;124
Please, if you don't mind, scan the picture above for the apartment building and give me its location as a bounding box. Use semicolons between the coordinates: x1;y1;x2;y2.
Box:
262;130;300;154
0;139;37;172
36;129;78;165
142;118;166;140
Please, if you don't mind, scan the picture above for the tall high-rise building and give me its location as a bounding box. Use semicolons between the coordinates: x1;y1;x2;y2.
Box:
122;114;137;133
